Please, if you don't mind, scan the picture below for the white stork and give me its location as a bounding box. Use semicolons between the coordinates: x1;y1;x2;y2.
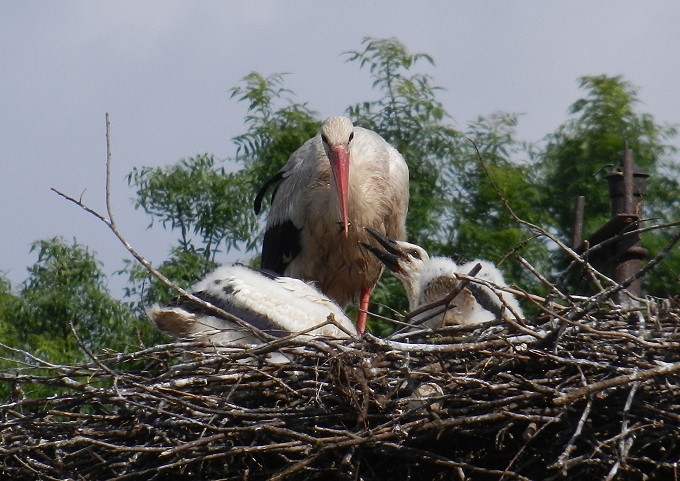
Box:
362;228;523;329
254;116;409;334
147;264;356;346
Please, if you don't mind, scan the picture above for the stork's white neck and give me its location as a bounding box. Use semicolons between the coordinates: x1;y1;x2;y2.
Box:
390;267;424;312
403;275;423;312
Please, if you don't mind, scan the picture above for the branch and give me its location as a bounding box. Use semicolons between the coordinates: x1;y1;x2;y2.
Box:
552;395;593;472
403;263;482;324
365;332;539;354
554;360;680;406
51;114;272;342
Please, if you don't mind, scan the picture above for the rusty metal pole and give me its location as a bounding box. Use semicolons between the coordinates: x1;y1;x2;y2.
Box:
622;142;636;216
604;144;649;307
572;196;585;249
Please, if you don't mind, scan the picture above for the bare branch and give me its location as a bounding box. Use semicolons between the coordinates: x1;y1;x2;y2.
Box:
554;360;680;406
51;114;272;342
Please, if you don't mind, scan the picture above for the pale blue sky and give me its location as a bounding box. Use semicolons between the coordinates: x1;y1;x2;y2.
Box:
2;1;679;295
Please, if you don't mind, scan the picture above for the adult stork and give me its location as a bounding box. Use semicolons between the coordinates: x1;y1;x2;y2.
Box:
254;116;409;334
362;229;523;329
147;264;356;347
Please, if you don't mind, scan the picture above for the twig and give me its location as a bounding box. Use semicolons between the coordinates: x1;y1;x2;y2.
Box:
403;263;482;323
554;395;594;473
51;114;272;342
554;360;680;406
365;332;539;353
604;378;640;481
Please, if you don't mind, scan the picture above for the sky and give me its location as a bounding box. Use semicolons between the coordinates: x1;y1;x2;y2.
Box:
2;1;679;297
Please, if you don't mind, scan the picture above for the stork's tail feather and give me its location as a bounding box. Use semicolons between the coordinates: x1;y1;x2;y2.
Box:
254;171;285;214
146;305;196;337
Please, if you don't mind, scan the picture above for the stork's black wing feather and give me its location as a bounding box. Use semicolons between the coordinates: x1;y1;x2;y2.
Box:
260;220;301;275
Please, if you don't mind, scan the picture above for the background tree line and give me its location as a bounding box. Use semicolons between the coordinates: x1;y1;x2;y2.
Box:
1;37;678;392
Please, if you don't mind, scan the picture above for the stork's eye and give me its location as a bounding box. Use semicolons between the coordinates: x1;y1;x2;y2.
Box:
348;132;354;142
321;134;329;145
407;249;422;260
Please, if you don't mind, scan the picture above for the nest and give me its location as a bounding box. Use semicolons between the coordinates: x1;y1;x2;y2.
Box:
2;295;680;481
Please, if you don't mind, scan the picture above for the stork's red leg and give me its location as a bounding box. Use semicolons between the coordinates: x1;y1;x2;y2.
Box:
356;286;372;335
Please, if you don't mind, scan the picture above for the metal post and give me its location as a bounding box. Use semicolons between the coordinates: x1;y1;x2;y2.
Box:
604;144;649;306
572;196;585;249
622;142;636;215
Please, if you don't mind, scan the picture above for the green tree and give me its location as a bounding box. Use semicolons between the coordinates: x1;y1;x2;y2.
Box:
0;275;20;349
0;238;160;400
8;238;147;363
128;153;258;259
345;37;462;252
541;75;677;231
230;72;319;193
450;113;551;289
538;75;679;296
125;153;261;308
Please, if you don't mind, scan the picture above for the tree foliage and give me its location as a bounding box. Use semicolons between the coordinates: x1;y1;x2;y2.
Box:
541;75;678;234
124;153;263;308
128;153;258;259
449;114;550;288
229;72;319;190
538;75;679;295
345;37;461;251
14;239;135;355
0;238;156;399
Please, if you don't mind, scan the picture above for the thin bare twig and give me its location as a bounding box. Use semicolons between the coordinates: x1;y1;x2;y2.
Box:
554;360;680;406
51;114;272;342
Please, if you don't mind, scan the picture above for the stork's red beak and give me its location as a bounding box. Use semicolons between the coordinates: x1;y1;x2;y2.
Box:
329;147;350;236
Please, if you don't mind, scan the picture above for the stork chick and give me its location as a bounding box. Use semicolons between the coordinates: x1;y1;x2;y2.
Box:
147;265;356;346
362;229;523;329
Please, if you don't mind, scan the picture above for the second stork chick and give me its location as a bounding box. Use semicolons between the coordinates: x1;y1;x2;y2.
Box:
362;228;523;329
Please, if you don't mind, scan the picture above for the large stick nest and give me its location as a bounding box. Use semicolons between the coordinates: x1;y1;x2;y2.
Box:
2;295;680;480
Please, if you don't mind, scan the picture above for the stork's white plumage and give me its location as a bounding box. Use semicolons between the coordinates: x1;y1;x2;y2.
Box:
254;116;409;334
147;265;355;346
362;229;523;329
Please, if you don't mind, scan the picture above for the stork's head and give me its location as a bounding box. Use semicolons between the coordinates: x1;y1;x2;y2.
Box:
361;228;430;285
320;116;355;236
